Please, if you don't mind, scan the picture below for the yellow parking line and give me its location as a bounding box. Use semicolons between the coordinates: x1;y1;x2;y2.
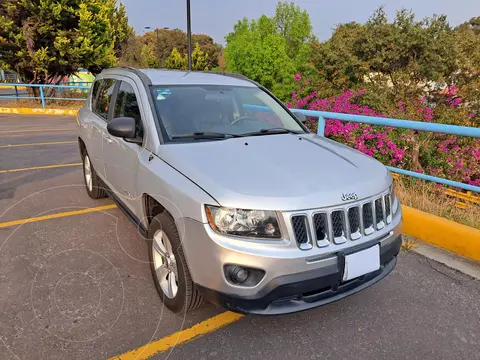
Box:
0;128;73;134
0;140;76;148
0;204;117;229
109;311;244;360
0;162;82;173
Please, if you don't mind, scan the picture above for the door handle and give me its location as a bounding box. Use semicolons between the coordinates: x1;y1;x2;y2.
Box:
105;137;113;144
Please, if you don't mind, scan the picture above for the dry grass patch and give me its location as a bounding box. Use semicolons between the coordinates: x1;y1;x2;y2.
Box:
401;236;417;252
394;176;480;230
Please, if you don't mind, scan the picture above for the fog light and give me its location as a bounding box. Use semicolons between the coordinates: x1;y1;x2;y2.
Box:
228;266;249;284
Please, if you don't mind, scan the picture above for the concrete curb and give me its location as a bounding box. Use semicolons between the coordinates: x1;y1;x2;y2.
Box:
0;108;78;116
403;205;480;262
0;86;27;90
413;242;480;280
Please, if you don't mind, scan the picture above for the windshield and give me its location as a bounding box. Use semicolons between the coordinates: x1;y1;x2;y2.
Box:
150;85;306;142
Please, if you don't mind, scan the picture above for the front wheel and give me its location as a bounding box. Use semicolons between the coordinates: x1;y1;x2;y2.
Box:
148;212;203;313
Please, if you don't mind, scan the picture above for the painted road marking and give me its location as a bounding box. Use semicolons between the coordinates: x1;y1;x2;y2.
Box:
109;311;244;360
0;204;117;229
0;128;73;134
0;162;82;173
0;140;76;148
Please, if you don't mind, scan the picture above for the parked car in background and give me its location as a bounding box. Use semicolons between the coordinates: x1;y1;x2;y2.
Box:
77;68;403;314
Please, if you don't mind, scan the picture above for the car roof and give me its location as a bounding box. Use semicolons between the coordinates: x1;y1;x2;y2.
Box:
101;68;258;87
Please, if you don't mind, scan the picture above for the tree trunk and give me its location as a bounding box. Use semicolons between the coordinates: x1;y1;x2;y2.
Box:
411;140;423;172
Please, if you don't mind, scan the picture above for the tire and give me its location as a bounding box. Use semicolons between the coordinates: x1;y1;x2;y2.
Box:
82;150;107;199
148;212;204;313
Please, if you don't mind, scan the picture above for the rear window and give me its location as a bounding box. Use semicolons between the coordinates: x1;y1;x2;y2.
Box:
92;79;115;120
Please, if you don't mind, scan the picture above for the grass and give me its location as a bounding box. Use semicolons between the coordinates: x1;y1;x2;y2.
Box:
401;236;417;252
394;176;480;230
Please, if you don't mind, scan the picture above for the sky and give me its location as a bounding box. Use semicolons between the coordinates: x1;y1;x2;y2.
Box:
122;0;480;43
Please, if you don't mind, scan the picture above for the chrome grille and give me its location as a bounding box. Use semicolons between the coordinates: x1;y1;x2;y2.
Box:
348;207;361;240
331;211;346;244
313;213;328;241
375;198;385;229
291;215;310;248
290;192;391;249
362;203;374;234
384;195;392;224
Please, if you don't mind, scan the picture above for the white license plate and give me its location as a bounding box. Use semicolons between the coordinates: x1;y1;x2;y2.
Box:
343;245;380;281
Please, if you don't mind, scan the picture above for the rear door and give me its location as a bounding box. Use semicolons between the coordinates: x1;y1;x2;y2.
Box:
87;78;116;178
103;79;145;212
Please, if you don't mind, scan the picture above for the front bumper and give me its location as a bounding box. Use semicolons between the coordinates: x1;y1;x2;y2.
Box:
179;209;403;314
198;235;401;315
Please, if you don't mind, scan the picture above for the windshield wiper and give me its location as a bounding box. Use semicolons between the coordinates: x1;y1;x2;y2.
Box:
241;128;303;137
171;132;244;140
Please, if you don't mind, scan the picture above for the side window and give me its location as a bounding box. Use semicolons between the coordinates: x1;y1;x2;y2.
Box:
90;81;101;110
94;79;115;120
114;81;143;136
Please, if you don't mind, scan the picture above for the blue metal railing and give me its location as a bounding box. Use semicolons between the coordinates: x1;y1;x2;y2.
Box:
243;104;479;192
0;86;478;193
292;109;480;193
0;82;90;108
59;81;93;87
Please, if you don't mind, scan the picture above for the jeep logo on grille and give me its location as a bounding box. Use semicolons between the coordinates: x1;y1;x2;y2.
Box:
341;192;358;201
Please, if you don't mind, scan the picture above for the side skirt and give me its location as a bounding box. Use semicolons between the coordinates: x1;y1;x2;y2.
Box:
98;178;148;237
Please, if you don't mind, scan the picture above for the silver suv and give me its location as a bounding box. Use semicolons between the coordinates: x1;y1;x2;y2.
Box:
77;68;403;315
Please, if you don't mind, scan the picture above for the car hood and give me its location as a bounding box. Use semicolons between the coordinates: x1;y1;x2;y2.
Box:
156;133;392;211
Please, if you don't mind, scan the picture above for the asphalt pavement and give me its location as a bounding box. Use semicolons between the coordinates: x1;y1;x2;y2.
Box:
0;114;479;360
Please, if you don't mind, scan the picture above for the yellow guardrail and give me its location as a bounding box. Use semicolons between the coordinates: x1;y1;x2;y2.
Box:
393;173;479;209
445;189;480;209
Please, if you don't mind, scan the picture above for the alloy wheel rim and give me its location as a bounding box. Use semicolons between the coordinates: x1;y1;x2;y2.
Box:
152;230;179;299
84;156;93;192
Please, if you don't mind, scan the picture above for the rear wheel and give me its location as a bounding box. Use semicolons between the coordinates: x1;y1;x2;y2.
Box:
82;151;106;199
148;212;203;313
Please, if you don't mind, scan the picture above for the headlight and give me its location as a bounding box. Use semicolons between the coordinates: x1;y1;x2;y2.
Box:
205;206;281;239
391;185;399;214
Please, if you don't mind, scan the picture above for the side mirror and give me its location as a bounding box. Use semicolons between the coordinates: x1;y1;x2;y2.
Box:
107;117;142;144
292;111;307;124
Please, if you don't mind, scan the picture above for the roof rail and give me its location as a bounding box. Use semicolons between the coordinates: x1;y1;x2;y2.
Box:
200;71;259;86
200;71;248;80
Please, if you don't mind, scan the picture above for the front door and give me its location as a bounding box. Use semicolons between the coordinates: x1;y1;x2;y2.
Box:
103;80;144;212
88;78;116;178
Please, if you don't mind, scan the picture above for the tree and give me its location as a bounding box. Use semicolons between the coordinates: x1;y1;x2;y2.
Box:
224;1;315;100
165;43;210;71
191;42;209;71
140;43;160;68
309;7;461;110
120;28;222;69
274;1;313;58
165;48;186;70
224;2;314;98
457;16;480;36
118;31;143;67
225;15;295;93
453;17;480;115
0;0;130;83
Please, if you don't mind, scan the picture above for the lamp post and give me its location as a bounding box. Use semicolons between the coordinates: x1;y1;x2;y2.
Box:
144;26;169;44
186;0;192;70
144;26;170;66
